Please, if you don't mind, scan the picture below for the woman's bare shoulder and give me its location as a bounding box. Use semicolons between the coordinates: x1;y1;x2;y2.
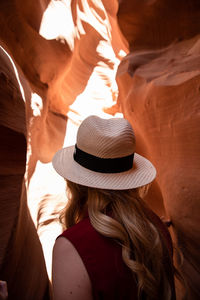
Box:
52;237;93;300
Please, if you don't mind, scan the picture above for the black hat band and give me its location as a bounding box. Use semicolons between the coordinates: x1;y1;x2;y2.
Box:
73;144;134;173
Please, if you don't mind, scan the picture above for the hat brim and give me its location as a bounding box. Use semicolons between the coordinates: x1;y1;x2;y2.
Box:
52;146;156;190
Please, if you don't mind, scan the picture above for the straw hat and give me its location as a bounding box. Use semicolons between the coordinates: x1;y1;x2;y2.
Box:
52;115;156;190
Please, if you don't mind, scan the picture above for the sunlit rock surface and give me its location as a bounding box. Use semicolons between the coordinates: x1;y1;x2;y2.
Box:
0;0;199;299
0;45;50;299
117;1;200;299
0;1;126;298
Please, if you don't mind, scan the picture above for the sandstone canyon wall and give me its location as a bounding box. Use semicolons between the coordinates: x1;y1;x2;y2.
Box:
0;45;50;299
117;1;200;299
0;1;127;299
0;0;199;299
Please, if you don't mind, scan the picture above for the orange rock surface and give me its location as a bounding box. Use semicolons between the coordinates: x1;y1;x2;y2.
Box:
117;1;200;299
0;45;50;299
0;0;199;299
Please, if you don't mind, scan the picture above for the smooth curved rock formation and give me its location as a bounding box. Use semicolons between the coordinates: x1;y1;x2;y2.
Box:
0;45;50;299
117;1;200;299
0;0;127;164
0;0;200;299
117;0;200;51
0;1;127;298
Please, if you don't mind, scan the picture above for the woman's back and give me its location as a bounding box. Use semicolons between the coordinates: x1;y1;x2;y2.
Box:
60;215;137;299
58;209;176;300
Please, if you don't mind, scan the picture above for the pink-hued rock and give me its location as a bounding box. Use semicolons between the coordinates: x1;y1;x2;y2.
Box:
0;1;127;298
0;0;71;163
117;1;200;298
0;0;127;162
117;0;200;51
1;0;200;299
0;45;50;299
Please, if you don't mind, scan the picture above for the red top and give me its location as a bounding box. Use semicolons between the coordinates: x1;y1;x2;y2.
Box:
59;212;176;300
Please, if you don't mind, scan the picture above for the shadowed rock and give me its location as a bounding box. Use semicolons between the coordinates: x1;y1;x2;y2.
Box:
117;1;200;298
0;45;50;300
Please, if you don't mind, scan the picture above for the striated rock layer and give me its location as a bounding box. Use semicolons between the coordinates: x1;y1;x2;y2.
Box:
0;45;50;299
0;0;127;298
0;0;200;299
117;1;200;299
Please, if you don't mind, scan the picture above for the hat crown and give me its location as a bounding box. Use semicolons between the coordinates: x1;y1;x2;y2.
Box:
76;116;136;158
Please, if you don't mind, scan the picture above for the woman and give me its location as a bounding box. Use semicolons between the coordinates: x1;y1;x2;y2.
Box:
52;115;176;300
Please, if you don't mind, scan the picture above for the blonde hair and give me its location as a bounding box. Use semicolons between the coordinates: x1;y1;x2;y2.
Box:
61;180;175;300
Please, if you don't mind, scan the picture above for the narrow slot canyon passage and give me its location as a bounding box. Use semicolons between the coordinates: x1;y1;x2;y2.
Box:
0;1;200;299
